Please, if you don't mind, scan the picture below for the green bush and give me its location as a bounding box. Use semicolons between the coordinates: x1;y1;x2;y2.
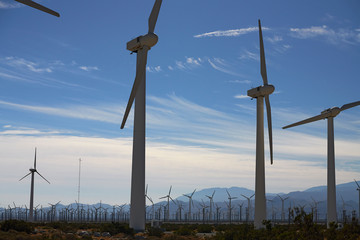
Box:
0;220;34;234
147;227;164;237
175;225;193;236
197;224;213;233
99;222;134;236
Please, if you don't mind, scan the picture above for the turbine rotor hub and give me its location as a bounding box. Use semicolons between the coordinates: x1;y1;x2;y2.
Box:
321;107;341;117
126;33;158;52
247;84;275;98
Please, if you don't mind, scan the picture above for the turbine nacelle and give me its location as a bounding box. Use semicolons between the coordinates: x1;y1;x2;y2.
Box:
321;107;341;117
247;84;275;98
127;33;158;52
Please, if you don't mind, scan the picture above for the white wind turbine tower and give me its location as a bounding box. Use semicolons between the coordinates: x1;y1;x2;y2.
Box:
145;184;155;226
241;193;255;221
183;189;196;221
247;19;274;229
19;148;50;222
159;186;176;221
205;190;215;221
120;0;163;232
283;100;360;227
277;194;289;222
15;0;60;17
354;179;360;221
226;190;237;222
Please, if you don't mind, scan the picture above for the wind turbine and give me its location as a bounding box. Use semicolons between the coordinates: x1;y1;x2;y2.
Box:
176;200;184;221
205;190;215;221
277;194;289;222
159;185;176;221
241;193;255;222
354;179;360;221
283;100;360;227
15;0;60;17
183;189;196;221
246;19;274;229
19;148;50;222
311;197;323;223
120;0;163;232
226;190;237;223
145;184;155;226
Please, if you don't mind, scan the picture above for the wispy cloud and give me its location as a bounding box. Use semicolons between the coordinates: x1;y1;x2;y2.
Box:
0;70;33;83
266;35;283;43
79;66;99;72
194;27;259;38
147;66;162;73
5;56;52;73
289;25;360;45
0;100;121;124
168;57;203;71
0;0;20;8
239;50;258;61
228;79;251;84
208;58;242;76
234;94;249;99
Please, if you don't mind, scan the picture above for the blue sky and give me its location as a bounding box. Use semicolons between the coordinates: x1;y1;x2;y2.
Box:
0;0;359;207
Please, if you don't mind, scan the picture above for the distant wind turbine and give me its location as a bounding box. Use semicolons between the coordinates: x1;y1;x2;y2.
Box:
246;19;274;229
19;148;50;222
241;193;255;222
277;194;289;222
183;189;196;221
205;190;215;221
145;184;155;226
15;0;60;17
311;197;324;223
226;189;237;223
159;186;176;221
120;0;163;232
354;179;360;221
283;100;360;227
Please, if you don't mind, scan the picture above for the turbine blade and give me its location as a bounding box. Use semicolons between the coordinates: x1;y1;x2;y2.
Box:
36;171;50;184
145;184;148;196
282;112;329;129
354;179;360;188
340;101;360;111
191;189;196;197
212;190;215;198
148;0;163;33
34;147;37;169
265;95;273;164
258;19;268;85
250;194;255;198
226;189;230;198
169;185;172;195
121;47;149;129
19;172;31;181
159;196;167;199
170;197;176;204
15;0;60;17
